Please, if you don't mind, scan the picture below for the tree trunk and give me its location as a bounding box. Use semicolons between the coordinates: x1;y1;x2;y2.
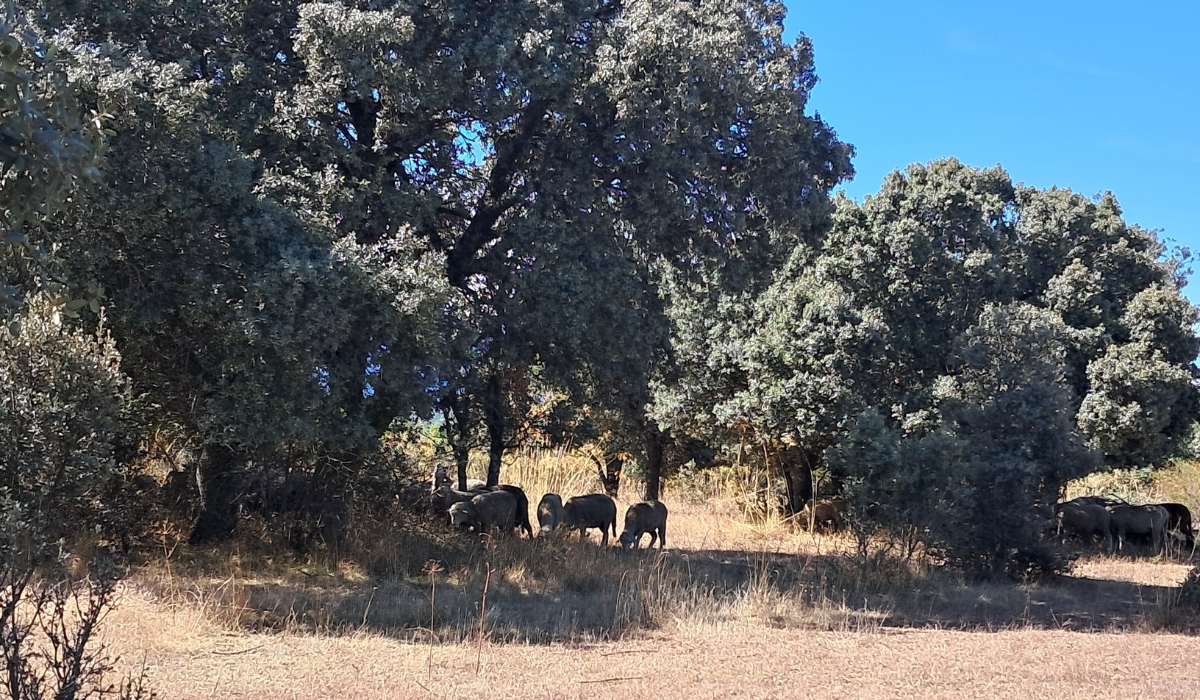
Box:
597;456;623;498
189;443;244;544
482;374;505;487
643;428;664;501
779;446;815;516
445;396;473;491
307;455;349;548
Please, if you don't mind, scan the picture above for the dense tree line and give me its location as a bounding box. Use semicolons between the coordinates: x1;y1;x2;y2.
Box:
0;0;1196;579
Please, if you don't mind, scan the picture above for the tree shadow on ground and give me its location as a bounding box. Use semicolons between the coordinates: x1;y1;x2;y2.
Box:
162;532;1199;643
678;547;1195;633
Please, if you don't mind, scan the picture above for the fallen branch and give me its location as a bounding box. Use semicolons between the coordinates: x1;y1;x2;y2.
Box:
211;644;264;656
578;676;645;684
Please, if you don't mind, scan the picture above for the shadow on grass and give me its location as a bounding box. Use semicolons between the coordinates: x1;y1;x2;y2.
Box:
148;527;1200;643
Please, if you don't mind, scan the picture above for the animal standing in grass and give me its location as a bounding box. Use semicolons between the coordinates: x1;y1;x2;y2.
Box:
618;500;668;551
1149;502;1195;549
1108;504;1169;553
799;497;847;531
449;490;517;537
1053;500;1112;553
562;493;618;546
536;493;566;536
490;484;533;537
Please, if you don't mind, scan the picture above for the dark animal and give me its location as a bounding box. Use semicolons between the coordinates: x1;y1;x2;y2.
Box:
562;494;618;546
448;490;517;536
537;493;566;536
1108;504;1169;553
799;497;847;530
618;500;668;551
1149;502;1195;549
490;484;533;537
1052;501;1112;553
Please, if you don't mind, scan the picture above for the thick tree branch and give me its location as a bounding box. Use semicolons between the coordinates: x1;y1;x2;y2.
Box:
446;99;549;288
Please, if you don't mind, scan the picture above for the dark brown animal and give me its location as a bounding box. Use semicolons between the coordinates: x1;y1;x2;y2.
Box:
448;490;517;536
1109;504;1169;553
1148;502;1195;549
1053;501;1113;552
536;493;566;536
619;500;668;550
799;497;847;530
490;484;533;537
562;494;618;546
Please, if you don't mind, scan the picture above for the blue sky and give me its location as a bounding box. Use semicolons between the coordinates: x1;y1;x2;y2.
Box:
781;1;1200;302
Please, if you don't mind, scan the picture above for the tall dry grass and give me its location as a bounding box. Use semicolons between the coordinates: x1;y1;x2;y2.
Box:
1063;460;1200;510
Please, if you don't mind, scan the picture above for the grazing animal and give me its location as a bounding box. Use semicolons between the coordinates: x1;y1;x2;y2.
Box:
618;500;668;551
490;484;533;537
1108;504;1169;553
536;493;566;536
1147;502;1195;549
1052;501;1113;552
448;490;518;537
562;494;618;546
799;497;847;531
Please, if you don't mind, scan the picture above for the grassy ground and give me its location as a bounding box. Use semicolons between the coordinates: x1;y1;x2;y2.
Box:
99;452;1200;698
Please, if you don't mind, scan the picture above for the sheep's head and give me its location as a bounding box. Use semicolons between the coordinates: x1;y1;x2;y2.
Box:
449;501;474;528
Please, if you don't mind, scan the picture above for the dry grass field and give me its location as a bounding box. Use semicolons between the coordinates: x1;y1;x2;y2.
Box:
95;453;1200;699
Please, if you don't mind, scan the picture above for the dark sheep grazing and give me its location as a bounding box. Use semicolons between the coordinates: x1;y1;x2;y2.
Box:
562;493;618;546
619;500;668;551
449;490;518;536
1053;501;1112;553
1108;504;1169;553
1149;502;1195;549
490;484;533;537
537;493;566;536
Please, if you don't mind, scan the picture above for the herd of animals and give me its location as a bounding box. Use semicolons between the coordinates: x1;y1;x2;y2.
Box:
1052;495;1195;554
430;465;668;550
431;466;1195;557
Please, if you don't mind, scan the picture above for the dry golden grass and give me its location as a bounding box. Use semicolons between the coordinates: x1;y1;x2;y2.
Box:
96;449;1200;698
1064;459;1200;511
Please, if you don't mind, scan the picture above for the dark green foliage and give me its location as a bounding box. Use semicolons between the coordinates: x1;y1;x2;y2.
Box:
17;0;851;519
1;0;1194;581
0;12;101;312
791;161;1195;577
831;304;1088;579
0;296;129;555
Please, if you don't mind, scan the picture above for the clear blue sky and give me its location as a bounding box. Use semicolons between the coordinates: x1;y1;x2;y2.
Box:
781;1;1200;303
